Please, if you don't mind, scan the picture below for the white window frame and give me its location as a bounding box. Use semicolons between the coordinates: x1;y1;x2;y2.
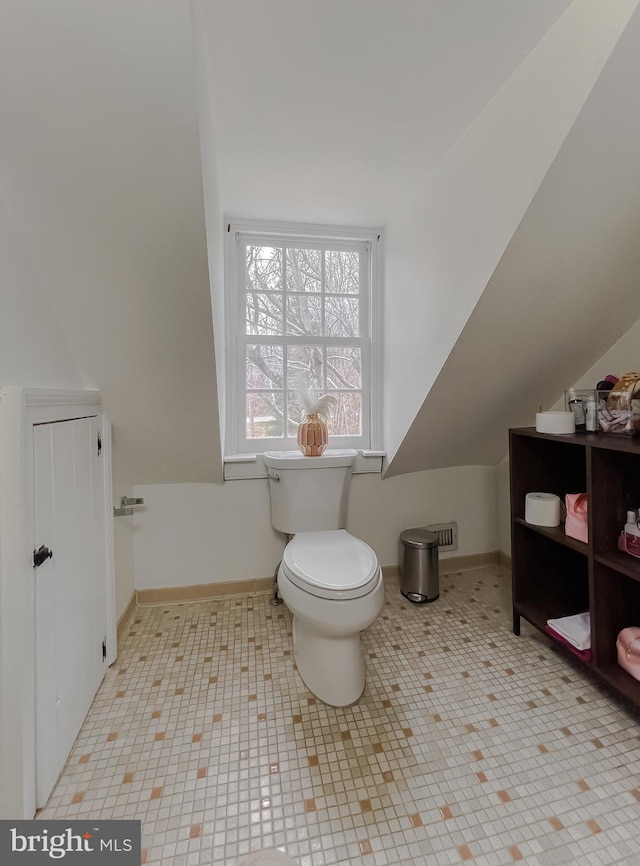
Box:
224;218;382;457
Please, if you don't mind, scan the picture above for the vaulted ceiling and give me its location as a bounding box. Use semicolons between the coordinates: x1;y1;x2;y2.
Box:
1;0;220;483
197;0;572;226
198;0;640;475
388;3;640;473
3;0;640;483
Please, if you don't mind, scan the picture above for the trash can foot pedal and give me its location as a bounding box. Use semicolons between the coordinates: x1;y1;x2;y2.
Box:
403;591;439;604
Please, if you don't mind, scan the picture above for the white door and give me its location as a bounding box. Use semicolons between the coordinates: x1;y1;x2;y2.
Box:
34;415;110;807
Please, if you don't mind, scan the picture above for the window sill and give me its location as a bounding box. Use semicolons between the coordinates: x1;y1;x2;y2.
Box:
223;450;385;480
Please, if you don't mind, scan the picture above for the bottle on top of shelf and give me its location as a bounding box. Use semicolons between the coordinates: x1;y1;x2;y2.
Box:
619;509;640;559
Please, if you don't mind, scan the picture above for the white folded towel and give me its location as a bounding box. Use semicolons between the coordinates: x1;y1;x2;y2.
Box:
547;612;591;650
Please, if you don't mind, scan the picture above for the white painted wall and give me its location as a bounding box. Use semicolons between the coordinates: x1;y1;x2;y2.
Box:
348;466;497;567
0;197;134;627
192;0;226;452
561;316;640;397
497;314;640;557
2;0;224;621
383;0;639;471
112;463;137;621
0;202;83;389
2;0;221;489
133;466;497;590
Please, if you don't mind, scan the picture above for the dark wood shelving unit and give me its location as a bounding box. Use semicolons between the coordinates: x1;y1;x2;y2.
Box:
510;427;640;710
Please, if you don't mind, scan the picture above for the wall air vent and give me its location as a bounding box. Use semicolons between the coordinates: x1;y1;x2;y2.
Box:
425;522;458;551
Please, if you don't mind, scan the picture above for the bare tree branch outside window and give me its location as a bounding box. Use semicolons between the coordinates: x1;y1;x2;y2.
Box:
244;244;363;440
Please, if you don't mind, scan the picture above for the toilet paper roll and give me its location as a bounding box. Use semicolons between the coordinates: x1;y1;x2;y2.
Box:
525;492;561;527
536;411;575;434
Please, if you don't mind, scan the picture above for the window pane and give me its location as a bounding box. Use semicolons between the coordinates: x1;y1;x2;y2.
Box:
246;292;283;335
286;392;306;437
246;345;283;390
326;346;361;389
286;248;321;293
325;250;360;295
325;296;360;337
331;392;362;436
233;225;373;452
286;294;322;336
246;245;282;292
286;346;323;393
246;392;284;439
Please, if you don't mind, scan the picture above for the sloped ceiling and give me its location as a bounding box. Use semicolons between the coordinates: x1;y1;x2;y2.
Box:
386;2;640;475
198;0;572;225
378;0;639;471
198;0;639;472
1;0;221;483
4;0;638;484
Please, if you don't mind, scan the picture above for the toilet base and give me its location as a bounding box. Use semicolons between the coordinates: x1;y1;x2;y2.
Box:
276;563;384;707
292;616;365;707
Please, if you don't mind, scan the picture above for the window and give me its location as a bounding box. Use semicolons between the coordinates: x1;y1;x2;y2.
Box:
225;220;381;455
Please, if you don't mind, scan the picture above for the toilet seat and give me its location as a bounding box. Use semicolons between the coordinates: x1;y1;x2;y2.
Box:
281;530;379;600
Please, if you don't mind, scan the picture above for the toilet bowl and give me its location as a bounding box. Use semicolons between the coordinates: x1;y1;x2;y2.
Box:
277;529;385;707
263;449;384;706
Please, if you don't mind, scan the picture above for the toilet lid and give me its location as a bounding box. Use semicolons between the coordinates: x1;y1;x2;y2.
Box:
281;530;379;600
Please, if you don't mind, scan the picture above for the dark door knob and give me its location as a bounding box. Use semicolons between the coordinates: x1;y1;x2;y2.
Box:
33;545;53;568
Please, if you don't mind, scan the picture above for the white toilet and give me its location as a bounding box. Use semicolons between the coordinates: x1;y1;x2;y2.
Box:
263;449;384;707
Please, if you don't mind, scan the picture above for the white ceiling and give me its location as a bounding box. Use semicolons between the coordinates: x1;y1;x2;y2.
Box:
5;0;638;486
385;0;640;473
1;0;221;484
200;0;640;474
389;0;640;473
198;0;571;225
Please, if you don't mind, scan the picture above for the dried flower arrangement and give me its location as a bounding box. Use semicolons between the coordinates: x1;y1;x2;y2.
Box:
297;383;336;456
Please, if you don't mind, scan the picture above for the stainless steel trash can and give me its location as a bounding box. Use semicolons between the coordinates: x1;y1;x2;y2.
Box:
400;527;439;603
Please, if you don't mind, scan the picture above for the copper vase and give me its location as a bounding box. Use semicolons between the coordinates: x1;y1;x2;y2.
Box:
297;413;328;456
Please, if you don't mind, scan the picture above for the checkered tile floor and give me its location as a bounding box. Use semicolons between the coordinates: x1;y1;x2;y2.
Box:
40;567;640;865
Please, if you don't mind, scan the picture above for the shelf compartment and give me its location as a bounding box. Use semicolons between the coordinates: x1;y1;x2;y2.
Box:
509;430;587;523
594;549;640;583
591;445;640;561
513;600;553;633
512;523;589;619
591;564;640;667
514;517;588;555
510;427;640;712
514;601;593;665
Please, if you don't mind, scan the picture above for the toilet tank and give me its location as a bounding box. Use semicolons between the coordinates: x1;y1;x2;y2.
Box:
263;450;357;534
